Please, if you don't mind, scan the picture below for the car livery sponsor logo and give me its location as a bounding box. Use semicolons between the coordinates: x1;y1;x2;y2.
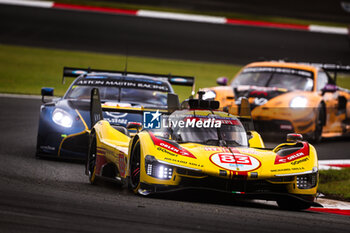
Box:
250;90;268;97
118;153;126;176
149;132;196;159
291;157;309;165
204;147;262;155
274;142;309;164
40;145;55;151
210;152;261;172
76;79;170;91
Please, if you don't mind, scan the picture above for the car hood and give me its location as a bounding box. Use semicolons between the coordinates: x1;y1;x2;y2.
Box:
53;99;143;128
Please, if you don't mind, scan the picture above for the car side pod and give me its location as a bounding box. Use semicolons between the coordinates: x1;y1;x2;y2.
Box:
286;133;303;142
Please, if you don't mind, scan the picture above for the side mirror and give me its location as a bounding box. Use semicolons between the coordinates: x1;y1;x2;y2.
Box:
127;122;142;133
322;84;337;95
286;133;303;142
216;77;228;86
167;93;180;113
41;87;54;103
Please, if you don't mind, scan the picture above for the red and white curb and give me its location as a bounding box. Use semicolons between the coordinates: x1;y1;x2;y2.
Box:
309;198;350;216
0;0;348;35
319;159;350;170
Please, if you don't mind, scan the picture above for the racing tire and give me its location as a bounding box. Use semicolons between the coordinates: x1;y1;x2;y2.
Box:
277;198;311;211
128;140;141;194
87;133;98;185
311;105;325;144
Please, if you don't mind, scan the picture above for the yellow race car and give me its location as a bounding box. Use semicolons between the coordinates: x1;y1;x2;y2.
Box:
201;61;350;142
86;89;321;210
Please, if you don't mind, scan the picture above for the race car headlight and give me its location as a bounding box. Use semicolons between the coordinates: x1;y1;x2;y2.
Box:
296;172;318;189
290;96;307;108
202;90;216;100
52;108;73;128
145;155;173;180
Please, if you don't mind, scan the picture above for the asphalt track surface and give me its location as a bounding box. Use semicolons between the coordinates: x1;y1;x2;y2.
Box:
0;4;350;65
0;96;350;232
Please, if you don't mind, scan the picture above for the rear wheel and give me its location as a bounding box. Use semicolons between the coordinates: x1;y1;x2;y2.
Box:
129;140;141;193
87;133;98;184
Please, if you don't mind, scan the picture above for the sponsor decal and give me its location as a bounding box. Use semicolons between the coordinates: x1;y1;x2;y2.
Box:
204;147;261;155
105;111;129;125
270;167;305;172
96;147;107;175
105;118;128;125
149;132;196;159
210;152;261;172
40;145;55;151
274;142;309;164
291;157;309;165
242;67;313;77
250;90;267;97
118;153;126;176
254;97;268;106
76;79;169;91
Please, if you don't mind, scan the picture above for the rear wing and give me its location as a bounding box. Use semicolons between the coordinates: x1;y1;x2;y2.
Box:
63;67;195;95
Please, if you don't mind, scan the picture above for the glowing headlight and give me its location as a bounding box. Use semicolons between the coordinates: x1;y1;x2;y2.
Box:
290;96;307;108
296;172;318;189
52;108;73;128
145;155;173;180
202;90;216;100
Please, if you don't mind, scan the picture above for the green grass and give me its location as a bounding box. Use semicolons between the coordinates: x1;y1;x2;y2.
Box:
337;75;350;90
318;168;350;201
52;0;348;27
0;44;240;100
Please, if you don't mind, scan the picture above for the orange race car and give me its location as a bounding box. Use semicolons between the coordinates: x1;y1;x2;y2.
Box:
201;61;350;142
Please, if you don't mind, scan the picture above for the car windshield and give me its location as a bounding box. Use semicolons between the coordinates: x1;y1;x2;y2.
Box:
152;112;248;147
174;124;248;147
231;67;314;91
65;86;168;107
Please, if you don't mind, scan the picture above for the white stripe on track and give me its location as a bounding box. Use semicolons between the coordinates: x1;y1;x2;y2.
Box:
137;10;226;24
0;0;348;36
319;159;350;165
309;25;348;35
0;0;53;8
0;93;43;100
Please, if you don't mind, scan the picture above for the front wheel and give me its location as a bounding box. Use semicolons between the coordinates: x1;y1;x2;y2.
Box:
86;133;98;184
128;140;141;193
